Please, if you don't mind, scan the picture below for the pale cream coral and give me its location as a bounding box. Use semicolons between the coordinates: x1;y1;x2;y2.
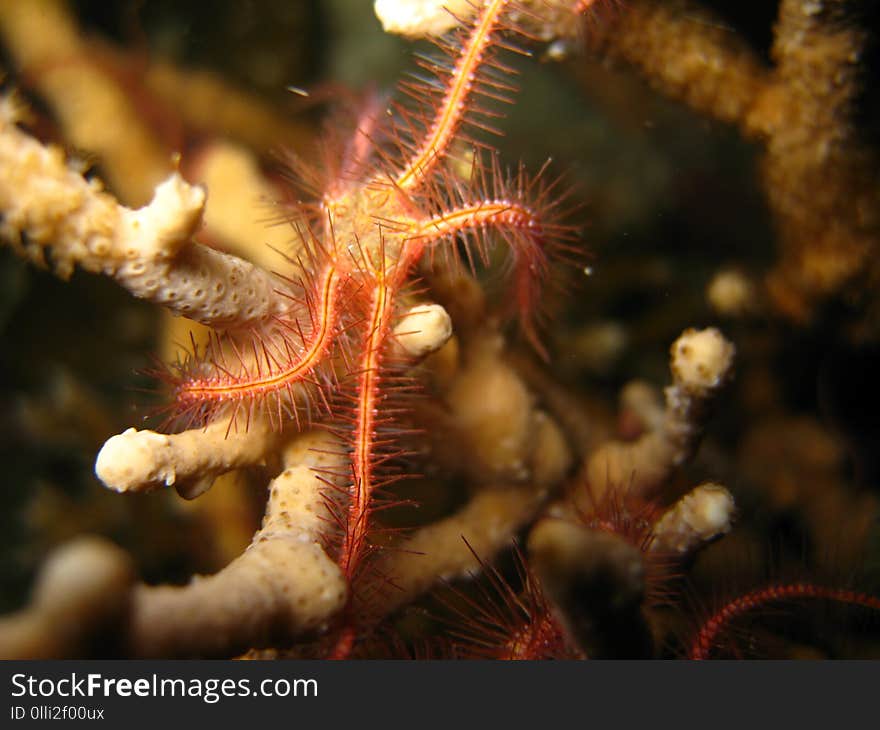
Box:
446;333;536;481
587;327;735;498
95;418;279;499
1;432;348;659
651;482;735;555
669;327;736;393
374;0;476;37
374;0;597;42
0;537;135;659
369;484;548;617
130;431;348;657
391;303;453;359
128;430;347;658
0;112;287;330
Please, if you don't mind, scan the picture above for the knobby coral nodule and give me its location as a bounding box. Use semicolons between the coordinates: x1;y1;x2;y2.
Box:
0;0;748;659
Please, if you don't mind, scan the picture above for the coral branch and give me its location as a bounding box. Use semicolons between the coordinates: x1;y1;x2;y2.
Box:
0;108;284;330
95;417;278;499
590;0;880;334
0;538;134;660
590;0;770;127
650;483;735;556
366;485;548;618
129;430;347;658
762;0;879;325
586;328;735;498
2;431;347;660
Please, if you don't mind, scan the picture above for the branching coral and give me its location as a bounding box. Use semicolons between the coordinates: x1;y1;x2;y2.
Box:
1;0;878;660
587;0;880;338
2;431;347;659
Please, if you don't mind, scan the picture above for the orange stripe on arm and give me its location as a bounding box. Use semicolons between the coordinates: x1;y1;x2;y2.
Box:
395;0;510;191
172;263;343;426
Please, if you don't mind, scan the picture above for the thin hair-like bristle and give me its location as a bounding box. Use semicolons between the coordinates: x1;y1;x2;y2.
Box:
438;540;582;660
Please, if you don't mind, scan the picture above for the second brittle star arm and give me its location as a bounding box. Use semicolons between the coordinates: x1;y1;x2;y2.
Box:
406;199;549;291
394;0;514;191
337;268;397;582
403;188;573;355
170;262;346;428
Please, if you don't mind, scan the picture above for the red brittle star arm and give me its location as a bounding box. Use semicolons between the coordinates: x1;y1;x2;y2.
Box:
407;199;544;253
174;262;344;417
337;267;396;581
405;199;554;352
395;0;510;191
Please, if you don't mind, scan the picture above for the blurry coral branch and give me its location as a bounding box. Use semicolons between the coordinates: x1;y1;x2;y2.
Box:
588;0;880;338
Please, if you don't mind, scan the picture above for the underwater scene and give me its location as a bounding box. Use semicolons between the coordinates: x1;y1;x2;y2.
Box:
1;0;879;659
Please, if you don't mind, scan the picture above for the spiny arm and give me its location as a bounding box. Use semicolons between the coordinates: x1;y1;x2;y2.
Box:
170;261;346;429
403;156;578;356
394;0;514;191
